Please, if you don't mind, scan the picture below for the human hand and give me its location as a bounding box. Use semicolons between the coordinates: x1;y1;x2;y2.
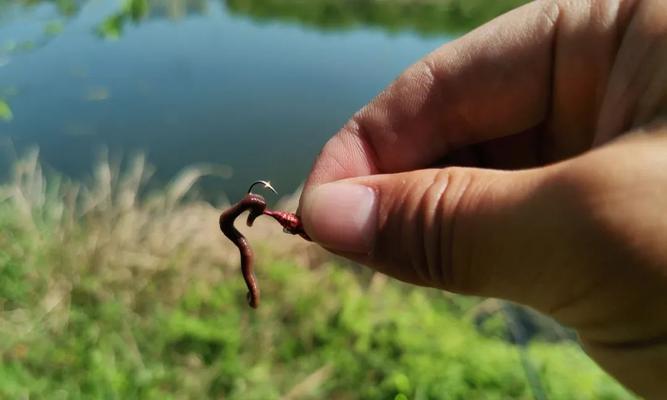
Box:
298;0;667;397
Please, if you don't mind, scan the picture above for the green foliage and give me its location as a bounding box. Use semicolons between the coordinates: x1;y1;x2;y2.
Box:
96;0;151;39
43;20;64;36
4;0;530;39
0;98;13;121
225;0;531;36
54;0;78;16
97;15;125;40
0;201;634;399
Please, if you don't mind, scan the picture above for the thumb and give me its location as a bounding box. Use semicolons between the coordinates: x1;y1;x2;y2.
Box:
300;166;582;308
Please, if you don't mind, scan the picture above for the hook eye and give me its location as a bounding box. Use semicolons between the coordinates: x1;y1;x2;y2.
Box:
247;180;278;196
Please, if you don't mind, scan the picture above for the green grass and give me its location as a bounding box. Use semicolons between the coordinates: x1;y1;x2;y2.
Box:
0;151;634;399
225;0;530;36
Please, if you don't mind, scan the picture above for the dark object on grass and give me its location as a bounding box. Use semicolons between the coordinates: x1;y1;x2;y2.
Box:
219;180;310;308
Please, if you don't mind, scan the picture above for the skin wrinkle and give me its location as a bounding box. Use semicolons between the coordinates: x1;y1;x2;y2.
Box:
326;139;354;177
390;60;448;170
416;173;441;287
536;1;560;164
348;119;383;176
588;0;625;130
439;87;476;154
429;53;478;153
394;61;435;126
327;128;375;181
633;40;667;126
431;176;448;288
541;0;562;28
417;57;452;154
422;172;449;288
618;37;662;129
409;177;431;287
373;180;420;285
399;177;429;287
590;0;613;117
330;147;352;178
441;168;475;292
546;266;612;325
353;70;425;172
596;0;661;141
404;185;432;286
306;136;349;188
433;89;474;155
614;0;641;44
550;0;596;155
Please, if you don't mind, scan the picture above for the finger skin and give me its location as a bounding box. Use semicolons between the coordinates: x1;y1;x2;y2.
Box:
324;167;560;303
596;0;667;143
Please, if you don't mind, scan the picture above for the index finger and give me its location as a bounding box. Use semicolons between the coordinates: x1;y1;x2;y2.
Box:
301;0;561;193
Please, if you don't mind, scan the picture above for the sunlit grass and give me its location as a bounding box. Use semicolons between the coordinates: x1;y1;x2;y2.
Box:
0;151;634;399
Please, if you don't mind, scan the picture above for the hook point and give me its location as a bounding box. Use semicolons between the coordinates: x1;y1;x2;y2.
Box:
248;180;278;196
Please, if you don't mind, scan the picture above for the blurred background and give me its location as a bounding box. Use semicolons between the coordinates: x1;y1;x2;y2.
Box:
0;0;636;399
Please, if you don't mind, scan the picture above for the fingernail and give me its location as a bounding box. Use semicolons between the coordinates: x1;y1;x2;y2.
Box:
302;182;377;254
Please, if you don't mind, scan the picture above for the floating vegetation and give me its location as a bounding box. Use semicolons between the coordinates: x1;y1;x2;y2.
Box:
0;98;13;121
84;86;110;102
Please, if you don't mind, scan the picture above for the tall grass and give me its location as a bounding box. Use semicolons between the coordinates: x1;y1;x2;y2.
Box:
0;150;633;399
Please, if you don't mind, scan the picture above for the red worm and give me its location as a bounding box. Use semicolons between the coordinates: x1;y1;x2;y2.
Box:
219;193;310;308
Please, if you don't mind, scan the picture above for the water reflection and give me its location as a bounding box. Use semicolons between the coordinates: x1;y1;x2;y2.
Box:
225;0;528;36
0;0;526;200
97;0;210;38
1;0;527;37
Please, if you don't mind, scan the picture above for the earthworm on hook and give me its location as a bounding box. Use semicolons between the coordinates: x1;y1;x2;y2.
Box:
219;180;311;308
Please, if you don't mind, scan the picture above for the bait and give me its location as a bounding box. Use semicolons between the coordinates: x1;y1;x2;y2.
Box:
219;180;310;308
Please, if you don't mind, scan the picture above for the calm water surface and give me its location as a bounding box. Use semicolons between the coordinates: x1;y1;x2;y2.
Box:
0;1;466;201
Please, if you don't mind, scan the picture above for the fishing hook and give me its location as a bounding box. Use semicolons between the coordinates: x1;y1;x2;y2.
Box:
247;180;278;196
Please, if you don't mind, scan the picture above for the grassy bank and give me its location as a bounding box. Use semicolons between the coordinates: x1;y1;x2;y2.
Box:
224;0;530;36
0;151;633;399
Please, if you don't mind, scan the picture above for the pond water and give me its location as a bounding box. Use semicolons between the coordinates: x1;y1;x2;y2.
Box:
0;0;519;201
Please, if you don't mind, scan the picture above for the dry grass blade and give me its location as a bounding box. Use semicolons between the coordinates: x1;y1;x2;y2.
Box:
281;364;334;400
166;163;232;206
0;149;315;316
